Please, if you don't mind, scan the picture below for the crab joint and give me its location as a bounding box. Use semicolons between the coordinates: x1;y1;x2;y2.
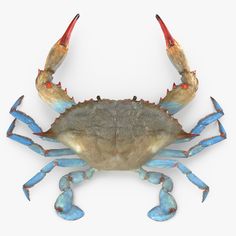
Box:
36;70;75;113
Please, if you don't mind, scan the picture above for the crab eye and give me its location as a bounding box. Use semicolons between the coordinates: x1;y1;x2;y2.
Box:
45;81;53;89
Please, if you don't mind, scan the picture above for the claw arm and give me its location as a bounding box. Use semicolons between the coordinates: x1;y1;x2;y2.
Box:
156;15;198;115
36;14;80;113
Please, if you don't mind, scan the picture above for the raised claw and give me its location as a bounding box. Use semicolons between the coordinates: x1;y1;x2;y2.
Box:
156;15;175;48
36;15;79;113
156;15;190;74
44;14;80;72
59;14;80;47
156;15;198;115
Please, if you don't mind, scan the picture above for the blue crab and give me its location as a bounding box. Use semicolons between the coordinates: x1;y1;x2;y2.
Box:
7;14;226;221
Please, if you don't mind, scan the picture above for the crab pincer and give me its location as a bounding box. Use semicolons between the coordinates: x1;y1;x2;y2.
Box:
156;15;198;115
36;14;80;113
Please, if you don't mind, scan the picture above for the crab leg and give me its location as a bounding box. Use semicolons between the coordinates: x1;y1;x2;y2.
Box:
145;159;209;202
55;168;95;220
36;14;80;113
9;95;57;142
22;158;87;200
176;97;224;143
158;120;226;158
10;95;42;133
7;119;76;157
138;168;177;221
156;15;198;115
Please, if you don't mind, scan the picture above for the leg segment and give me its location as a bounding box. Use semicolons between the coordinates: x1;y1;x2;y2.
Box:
55;168;95;220
145;159;209;202
10;95;42;133
35;15;80;113
9;95;56;142
7;119;76;157
156;15;198;115
138;168;177;221
190;97;224;135
23;158;87;200
158;120;226;158
176;97;224;143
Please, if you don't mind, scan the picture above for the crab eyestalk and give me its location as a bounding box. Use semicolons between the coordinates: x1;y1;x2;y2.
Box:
156;15;198;115
36;15;79;113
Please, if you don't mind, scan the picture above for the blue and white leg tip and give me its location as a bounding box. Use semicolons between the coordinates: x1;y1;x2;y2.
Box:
148;205;176;221
56;205;85;221
148;189;177;221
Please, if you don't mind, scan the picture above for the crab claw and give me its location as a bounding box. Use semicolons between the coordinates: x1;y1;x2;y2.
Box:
156;14;190;74
44;14;80;73
36;15;79;113
156;15;199;114
156;15;175;48
59;14;80;47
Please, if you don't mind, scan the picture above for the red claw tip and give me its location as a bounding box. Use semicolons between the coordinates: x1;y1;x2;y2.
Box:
156;14;175;48
59;14;80;47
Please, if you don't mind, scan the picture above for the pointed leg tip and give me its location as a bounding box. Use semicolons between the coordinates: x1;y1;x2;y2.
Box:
15;95;25;106
23;186;31;201
10;95;25;112
202;188;209;202
210;96;217;104
210;96;223;112
19;95;25;101
217;120;226;138
6;119;17;137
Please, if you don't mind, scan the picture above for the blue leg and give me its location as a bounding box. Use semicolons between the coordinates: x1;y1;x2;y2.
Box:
23;158;87;201
10;96;42;133
9;96;56;142
138;168;177;221
177;97;224;143
158;120;226;158
7;119;76;157
55;168;95;221
145;159;209;202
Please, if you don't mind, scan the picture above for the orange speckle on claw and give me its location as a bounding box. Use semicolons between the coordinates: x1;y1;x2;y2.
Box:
45;82;53;89
181;83;189;89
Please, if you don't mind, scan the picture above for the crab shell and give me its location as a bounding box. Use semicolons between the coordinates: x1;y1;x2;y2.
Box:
40;99;190;170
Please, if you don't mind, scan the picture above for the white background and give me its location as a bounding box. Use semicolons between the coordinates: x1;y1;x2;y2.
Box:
0;0;235;235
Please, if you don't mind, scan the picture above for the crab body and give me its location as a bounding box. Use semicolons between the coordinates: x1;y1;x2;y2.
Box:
7;14;226;221
44;99;185;170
